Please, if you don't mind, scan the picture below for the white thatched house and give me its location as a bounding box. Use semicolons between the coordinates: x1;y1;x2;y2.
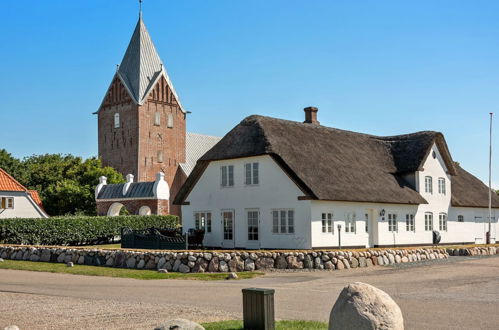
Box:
174;108;499;249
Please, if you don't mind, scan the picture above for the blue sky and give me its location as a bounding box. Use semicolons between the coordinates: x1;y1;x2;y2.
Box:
1;1;498;186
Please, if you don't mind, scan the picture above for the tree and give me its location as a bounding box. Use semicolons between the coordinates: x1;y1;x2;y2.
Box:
0;151;124;216
0;149;25;181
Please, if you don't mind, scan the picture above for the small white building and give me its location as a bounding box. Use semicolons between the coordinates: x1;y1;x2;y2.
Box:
0;168;48;219
174;108;499;249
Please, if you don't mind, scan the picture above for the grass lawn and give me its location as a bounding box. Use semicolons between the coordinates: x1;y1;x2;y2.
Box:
0;260;263;281
202;320;328;330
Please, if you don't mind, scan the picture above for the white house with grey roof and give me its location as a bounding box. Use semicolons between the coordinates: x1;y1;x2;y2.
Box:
175;108;499;249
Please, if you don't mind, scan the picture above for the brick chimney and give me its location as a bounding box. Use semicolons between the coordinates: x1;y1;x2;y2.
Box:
303;106;320;125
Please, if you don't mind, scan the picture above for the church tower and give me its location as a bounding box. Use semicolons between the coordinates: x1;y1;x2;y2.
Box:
96;10;186;215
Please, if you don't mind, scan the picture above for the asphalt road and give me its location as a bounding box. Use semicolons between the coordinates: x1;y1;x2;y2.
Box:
1;255;498;330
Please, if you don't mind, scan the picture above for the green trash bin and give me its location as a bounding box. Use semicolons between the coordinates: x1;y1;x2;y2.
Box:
242;288;275;330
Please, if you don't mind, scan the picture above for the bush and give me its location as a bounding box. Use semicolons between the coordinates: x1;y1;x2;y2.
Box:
0;215;179;246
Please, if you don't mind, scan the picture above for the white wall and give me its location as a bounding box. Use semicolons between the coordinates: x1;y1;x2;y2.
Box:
0;191;46;219
311;201;421;248
182;155;312;249
448;207;498;244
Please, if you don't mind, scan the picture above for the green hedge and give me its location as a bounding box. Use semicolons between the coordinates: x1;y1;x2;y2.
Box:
0;215;179;246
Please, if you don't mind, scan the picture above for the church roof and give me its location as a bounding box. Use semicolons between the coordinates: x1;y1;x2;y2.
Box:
180;132;222;176
116;14;184;110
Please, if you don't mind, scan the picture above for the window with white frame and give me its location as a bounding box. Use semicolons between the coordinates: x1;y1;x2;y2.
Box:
272;209;294;234
406;214;415;232
438;177;446;195
157;151;163;163
322;213;333;233
194;212;211;232
154;112;161;126
220;165;234;187
114;113;120;128
1;197;14;209
425;176;433;194
388;213;398;232
245;162;259;185
457;215;464;222
345;213;356;233
425;212;433;231
439;213;447;231
167;113;173;128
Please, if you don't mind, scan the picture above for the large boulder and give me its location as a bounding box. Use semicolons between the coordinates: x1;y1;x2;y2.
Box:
329;282;404;330
154;318;205;330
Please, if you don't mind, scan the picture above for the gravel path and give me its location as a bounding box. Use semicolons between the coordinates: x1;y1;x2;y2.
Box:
1;255;498;329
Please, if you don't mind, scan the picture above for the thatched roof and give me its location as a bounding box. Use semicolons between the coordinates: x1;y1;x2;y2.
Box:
451;164;499;208
175;115;494;208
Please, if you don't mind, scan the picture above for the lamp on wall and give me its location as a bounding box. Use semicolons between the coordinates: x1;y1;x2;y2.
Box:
379;209;386;221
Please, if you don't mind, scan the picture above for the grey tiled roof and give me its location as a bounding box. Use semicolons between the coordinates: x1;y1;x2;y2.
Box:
117;15;183;110
180;132;221;176
97;182;155;200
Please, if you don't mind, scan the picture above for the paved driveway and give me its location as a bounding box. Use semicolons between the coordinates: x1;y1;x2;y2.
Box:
1;256;498;330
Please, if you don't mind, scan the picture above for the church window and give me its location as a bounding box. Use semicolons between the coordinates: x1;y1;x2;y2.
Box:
167;113;173;128
154;112;161;126
157;151;164;163
114;113;120;128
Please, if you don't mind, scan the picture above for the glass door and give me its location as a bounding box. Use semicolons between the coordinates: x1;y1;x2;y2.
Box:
222;210;235;248
246;209;260;249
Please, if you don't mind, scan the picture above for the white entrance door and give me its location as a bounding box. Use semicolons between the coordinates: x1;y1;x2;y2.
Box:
246;209;260;249
222;210;235;248
365;210;376;248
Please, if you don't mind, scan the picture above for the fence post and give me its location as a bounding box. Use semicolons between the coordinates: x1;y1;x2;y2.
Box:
185;232;189;250
242;288;275;330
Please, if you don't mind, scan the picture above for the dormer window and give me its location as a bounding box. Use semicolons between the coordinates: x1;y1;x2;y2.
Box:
154;112;161;126
114;113;120;128
425;176;433;194
438;177;446;195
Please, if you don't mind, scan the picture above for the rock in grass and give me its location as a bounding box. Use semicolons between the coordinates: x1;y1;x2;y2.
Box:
329;282;404;330
228;272;238;280
67;262;74;267
158;269;168;273
0;258;4;262
154;318;205;330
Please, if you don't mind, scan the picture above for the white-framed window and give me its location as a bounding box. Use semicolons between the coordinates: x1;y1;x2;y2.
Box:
439;213;447;231
388;213;397;232
365;213;369;233
425;176;433;194
272;209;294;234
245;162;259;185
194;211;211;232
406;214;415;232
154;112;161;126
458;215;464;222
438;177;446;195
114;113;120;128
322;213;333;233
247;210;259;241
345;212;356;233
1;197;14;209
425;212;433;231
167;113;174;128
220;165;234;187
157;151;163;163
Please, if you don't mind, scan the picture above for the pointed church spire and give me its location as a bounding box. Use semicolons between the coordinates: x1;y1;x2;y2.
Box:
115;3;184;111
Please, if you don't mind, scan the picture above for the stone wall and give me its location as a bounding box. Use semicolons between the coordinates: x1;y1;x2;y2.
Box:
6;246;496;273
